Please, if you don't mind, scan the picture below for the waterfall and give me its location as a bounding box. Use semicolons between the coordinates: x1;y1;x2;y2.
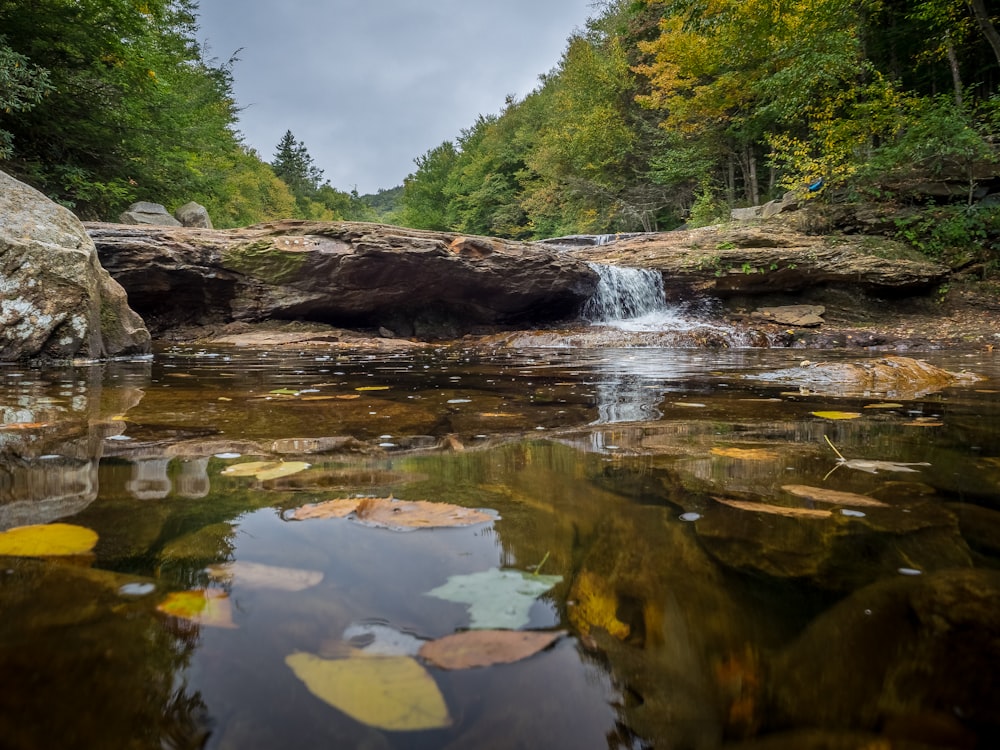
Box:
581;263;667;322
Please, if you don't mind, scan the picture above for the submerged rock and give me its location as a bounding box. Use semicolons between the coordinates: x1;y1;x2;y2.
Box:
0;170;151;360
750;355;983;398
769;569;1000;739
690;490;973;590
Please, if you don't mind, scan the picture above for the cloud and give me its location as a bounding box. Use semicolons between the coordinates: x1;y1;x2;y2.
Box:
197;0;593;193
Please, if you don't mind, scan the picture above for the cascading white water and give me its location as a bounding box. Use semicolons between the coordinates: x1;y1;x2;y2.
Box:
580;262;753;343
581;263;667;322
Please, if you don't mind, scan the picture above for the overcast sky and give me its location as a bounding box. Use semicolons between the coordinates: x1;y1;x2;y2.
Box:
195;1;596;195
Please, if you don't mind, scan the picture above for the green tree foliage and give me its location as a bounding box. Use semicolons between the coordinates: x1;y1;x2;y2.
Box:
399;141;459;230
0;36;52;159
0;0;316;227
268;130;376;222
399;0;999;246
271;130;324;199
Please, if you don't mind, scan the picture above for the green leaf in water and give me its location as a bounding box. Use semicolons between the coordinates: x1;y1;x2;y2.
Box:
425;568;562;630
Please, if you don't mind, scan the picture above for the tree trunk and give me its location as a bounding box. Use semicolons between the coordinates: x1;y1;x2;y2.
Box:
747;145;760;206
947;36;963;108
968;0;1000;69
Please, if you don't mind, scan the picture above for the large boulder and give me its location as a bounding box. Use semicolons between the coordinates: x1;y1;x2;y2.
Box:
118;201;182;227
0;171;151;360
86;221;600;336
173;201;213;229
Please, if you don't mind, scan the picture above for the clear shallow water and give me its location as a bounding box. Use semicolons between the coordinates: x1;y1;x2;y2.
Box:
1;345;999;749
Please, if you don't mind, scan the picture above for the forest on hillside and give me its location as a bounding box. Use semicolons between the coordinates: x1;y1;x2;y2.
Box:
399;0;1000;264
0;0;380;226
2;0;999;264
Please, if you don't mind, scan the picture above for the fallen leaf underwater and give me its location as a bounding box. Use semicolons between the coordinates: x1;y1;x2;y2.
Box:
0;523;98;557
285;651;451;731
426;568;563;630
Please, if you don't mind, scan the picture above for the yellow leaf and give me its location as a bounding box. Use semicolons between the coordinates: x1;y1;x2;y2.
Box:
156;589;237;628
568;570;630;640
711;447;780;460
285;651;451;731
221;461;310;481
0;523;98;557
811;411;863;420
355;386;390;391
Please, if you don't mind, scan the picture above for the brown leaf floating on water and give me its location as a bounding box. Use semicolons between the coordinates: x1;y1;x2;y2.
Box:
782;485;889;508
419;630;565;670
711;496;832;519
288;496;496;529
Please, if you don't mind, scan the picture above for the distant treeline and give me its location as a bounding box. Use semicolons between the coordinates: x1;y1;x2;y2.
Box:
2;0;998;255
398;0;1000;255
0;0;388;226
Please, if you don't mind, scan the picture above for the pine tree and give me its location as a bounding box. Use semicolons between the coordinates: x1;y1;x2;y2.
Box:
271;130;324;199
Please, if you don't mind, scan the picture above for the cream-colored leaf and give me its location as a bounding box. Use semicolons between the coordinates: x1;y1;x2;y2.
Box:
205;561;324;591
285;651;451;731
221;461;310;481
711;496;832;519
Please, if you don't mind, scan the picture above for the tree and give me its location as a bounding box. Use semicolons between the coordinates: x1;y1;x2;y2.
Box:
0;36;52;159
0;0;251;220
271;129;325;200
399;141;459;230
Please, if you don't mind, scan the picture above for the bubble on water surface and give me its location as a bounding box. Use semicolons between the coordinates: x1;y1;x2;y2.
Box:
118;583;156;597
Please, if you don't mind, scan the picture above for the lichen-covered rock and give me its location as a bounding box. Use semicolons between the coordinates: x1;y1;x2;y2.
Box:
118;201;182;227
0;170;151;360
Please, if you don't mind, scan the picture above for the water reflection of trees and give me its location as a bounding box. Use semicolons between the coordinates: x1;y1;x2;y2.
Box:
0;559;210;750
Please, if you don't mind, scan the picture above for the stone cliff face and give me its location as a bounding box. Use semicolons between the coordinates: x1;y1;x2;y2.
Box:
86;220;600;337
0;170;150;361
565;222;949;299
